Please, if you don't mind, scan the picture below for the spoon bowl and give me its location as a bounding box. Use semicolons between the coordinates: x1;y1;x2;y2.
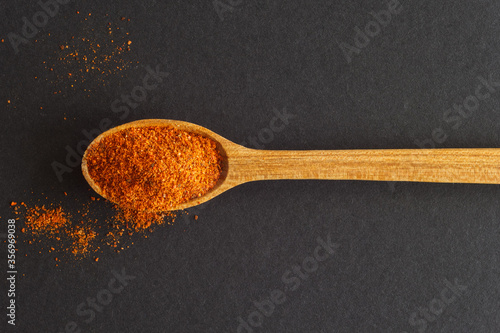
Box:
82;119;237;210
82;119;500;211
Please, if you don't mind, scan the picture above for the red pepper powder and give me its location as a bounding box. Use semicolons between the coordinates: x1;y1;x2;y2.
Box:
24;205;97;256
25;206;69;235
85;126;223;212
70;225;97;255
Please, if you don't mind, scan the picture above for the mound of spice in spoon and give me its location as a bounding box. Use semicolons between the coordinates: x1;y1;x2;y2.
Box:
84;125;224;212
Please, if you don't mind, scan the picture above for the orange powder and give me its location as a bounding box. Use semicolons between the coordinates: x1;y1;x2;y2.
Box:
25;206;69;235
85;126;223;212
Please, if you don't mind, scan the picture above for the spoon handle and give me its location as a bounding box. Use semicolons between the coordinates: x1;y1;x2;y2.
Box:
230;148;500;184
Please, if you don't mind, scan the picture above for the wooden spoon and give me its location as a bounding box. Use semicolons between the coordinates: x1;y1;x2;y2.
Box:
82;119;500;211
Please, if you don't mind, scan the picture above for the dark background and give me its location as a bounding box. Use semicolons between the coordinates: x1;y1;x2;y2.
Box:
1;0;500;332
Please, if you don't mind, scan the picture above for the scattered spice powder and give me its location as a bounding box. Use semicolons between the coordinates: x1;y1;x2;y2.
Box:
40;13;134;96
112;206;167;231
85;126;224;212
14;194;180;260
70;225;97;255
25;206;69;235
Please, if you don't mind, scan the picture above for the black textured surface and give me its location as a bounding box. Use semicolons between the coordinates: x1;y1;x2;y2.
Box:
1;0;500;332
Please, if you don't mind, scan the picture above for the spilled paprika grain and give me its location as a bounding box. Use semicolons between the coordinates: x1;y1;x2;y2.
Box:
85;126;223;212
23;205;99;256
25;206;69;235
70;225;97;255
